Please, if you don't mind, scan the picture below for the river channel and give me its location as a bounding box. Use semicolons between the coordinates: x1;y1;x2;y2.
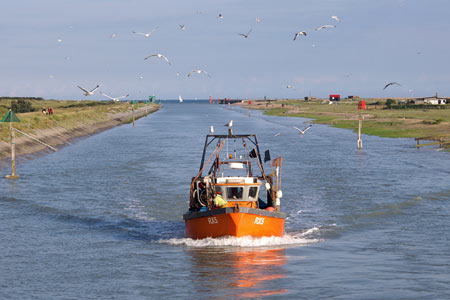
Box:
1;101;449;299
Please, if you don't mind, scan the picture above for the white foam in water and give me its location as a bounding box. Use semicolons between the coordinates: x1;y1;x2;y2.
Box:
158;227;322;248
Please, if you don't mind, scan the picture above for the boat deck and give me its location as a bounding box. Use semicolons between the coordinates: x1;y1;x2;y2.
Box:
183;206;286;220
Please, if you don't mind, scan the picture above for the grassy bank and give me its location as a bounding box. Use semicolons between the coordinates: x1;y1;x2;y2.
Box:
247;99;450;139
0;98;159;162
0;98;157;143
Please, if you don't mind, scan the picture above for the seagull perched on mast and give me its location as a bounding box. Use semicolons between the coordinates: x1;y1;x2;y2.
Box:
101;92;129;102
239;29;252;38
225;120;233;135
315;25;336;31
144;53;171;65
293;31;307;40
293;125;312;135
383;82;401;90
132;27;158;38
224;120;233;128
77;84;100;96
187;69;211;78
210;126;214;134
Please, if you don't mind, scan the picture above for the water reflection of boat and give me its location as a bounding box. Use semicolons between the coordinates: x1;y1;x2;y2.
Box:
187;247;287;298
183;131;286;239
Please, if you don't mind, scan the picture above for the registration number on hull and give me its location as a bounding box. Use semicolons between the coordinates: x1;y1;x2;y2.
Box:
207;217;218;224
254;217;265;225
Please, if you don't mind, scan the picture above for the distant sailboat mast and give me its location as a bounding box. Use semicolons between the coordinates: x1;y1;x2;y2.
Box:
179;95;183;103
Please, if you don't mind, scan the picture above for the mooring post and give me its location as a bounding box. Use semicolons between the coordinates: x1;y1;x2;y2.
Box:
357;100;366;150
6;123;19;179
357;117;363;150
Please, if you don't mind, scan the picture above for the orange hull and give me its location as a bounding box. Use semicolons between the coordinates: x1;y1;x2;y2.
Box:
184;207;285;239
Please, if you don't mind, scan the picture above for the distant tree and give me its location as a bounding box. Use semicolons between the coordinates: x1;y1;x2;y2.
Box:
11;99;35;113
385;99;396;109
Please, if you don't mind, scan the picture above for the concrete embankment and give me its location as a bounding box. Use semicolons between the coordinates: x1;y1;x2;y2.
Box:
0;105;159;165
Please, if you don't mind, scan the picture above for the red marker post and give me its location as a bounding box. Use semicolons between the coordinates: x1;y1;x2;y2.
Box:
357;100;366;150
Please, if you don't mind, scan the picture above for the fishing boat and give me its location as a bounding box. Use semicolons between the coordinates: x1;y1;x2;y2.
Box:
183;128;285;239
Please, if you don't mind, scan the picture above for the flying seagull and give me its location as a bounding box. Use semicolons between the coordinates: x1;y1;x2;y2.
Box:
179;95;183;103
293;31;307;40
256;17;261;23
179;24;185;30
286;85;293;89
331;15;340;22
218;13;223;19
77;84;100;96
383;82;401;90
315;25;336;31
187;69;211;78
109;33;118;38
132;27;158;38
144;53;171;65
57;37;63;43
239;29;252;38
293;125;312;135
101;92;129;102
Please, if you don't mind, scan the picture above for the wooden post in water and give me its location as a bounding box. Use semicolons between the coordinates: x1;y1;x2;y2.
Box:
132;104;135;127
357;117;363;150
357;100;366;150
6;123;19;179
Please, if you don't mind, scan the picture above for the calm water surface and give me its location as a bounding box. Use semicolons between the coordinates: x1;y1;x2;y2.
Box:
1;102;449;299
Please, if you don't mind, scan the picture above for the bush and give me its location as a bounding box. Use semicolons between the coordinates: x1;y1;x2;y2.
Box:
385;99;396;108
11;99;35;113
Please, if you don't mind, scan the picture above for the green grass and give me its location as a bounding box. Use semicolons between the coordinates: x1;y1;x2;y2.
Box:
255;99;450;139
0;99;158;142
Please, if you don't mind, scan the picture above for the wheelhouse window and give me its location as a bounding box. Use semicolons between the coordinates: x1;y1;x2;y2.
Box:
248;187;259;200
226;187;243;200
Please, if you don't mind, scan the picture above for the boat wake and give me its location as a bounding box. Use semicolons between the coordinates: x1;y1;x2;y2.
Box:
158;226;322;248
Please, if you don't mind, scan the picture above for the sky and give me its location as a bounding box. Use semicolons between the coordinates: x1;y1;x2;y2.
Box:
1;0;450;100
